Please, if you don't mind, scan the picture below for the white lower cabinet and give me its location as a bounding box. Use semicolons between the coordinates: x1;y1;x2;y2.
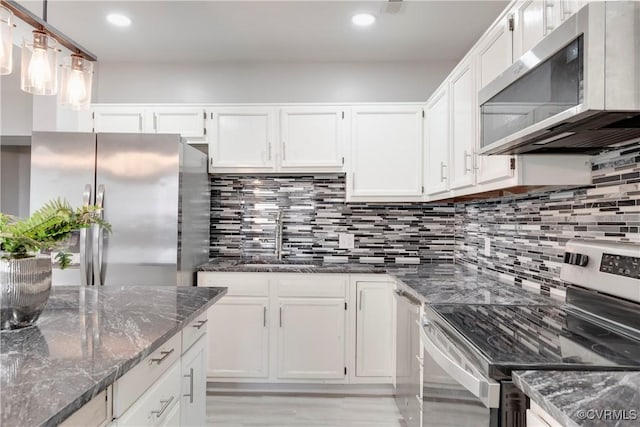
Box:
105;314;208;427
355;281;394;378
181;336;207;427
277;297;346;380
198;272;395;386
207;297;270;379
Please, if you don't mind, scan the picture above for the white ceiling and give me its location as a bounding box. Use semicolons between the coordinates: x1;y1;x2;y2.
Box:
18;0;509;63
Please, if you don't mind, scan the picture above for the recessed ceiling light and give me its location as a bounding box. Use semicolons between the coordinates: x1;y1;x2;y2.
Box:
352;13;376;27
106;13;131;27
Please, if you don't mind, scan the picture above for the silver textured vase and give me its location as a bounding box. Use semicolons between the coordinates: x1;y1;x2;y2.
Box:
0;256;52;330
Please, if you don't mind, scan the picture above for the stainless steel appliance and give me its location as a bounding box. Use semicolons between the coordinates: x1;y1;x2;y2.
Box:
479;1;640;155
421;239;640;426
394;288;423;427
29;132;210;287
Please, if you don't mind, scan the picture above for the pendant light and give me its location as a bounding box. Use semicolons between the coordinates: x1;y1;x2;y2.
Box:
21;30;58;95
59;53;93;111
0;5;13;75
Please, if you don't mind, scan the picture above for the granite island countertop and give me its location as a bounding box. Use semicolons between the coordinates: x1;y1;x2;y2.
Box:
514;370;640;427
198;259;555;305
0;285;226;427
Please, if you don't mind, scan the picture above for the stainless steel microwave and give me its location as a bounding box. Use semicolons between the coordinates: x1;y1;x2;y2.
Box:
479;1;640;155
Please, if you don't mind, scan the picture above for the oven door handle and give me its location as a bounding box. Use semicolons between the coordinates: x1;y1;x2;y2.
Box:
419;323;500;408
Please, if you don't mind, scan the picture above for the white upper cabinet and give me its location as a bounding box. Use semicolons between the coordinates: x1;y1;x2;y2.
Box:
449;60;476;190
424;87;450;196
475;15;515;185
209;108;276;171
349;106;424;201
280;107;345;169
92;106;146;133
513;0;555;59
150;107;207;140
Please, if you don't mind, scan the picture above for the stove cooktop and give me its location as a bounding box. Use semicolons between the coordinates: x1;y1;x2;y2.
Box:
429;303;640;379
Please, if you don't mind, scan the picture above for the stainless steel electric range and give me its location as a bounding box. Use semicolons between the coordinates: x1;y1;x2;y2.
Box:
420;239;640;427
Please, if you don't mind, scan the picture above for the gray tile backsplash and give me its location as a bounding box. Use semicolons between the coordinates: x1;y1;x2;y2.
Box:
455;142;640;297
209;175;455;264
209;142;639;297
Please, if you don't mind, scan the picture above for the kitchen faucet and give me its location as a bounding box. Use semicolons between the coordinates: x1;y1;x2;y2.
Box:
275;208;284;261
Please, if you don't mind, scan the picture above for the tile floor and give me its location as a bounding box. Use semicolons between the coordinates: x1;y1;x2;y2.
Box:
206;395;404;427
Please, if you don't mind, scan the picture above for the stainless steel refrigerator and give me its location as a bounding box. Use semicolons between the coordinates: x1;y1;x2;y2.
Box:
29;132;210;287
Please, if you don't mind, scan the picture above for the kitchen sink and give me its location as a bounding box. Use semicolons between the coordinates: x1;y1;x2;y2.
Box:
241;263;318;269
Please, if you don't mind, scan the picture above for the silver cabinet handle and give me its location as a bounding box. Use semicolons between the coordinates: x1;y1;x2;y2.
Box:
80;184;92;287
92;185;105;286
440;162;447;182
138;114;143;132
263;306;267;327
415;354;424;365
394;289;422;306
149;348;175;365
543;0;555;35
153;112;158;132
359;290;364;311
151;395;174;418
279;307;283;328
268;142;272;160
184;368;194;404
192;319;208;329
464;150;472;173
352;172;356;190
282;141;286;161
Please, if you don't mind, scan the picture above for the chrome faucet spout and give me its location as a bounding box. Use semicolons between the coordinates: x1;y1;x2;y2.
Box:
275;209;284;261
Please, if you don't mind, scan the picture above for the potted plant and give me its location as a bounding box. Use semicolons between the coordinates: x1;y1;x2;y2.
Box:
0;199;110;330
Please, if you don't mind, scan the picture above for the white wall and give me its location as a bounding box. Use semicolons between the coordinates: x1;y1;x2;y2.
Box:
0;48;33;136
94;61;456;104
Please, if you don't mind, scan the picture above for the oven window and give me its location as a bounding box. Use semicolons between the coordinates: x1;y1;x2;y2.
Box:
481;35;584;148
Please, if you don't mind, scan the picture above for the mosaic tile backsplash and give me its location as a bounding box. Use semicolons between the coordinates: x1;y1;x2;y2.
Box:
455;142;640;297
209;175;455;264
209;142;639;297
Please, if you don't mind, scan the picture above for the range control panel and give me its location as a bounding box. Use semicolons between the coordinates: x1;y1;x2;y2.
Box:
561;239;640;303
600;253;640;279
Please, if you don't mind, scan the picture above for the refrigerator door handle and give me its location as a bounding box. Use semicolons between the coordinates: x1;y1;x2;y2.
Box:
93;185;105;286
80;184;92;286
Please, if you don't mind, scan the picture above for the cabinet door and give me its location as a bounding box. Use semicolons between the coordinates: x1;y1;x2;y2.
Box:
424;87;449;196
206;297;269;378
93;107;145;133
280;107;344;168
350;106;423;198
449;61;476;190
277;298;346;379
394;293;422;427
513;0;554;59
181;336;207;427
152;108;206;139
476;18;515;185
355;282;394;378
209;108;276;169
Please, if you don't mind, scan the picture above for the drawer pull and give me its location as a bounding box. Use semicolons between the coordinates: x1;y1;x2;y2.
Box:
149;348;175;365
184;367;194;404
151;396;174;418
192;319;208;330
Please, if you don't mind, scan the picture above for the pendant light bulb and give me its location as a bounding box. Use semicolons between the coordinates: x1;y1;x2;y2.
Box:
21;31;58;95
60;54;93;111
0;5;13;75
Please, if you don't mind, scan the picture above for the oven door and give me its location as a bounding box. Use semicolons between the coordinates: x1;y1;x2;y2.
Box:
420;316;499;427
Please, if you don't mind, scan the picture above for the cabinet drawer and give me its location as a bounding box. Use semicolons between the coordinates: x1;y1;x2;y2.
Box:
115;361;181;427
276;275;346;297
113;333;182;417
60;388;111;427
198;273;269;296
182;311;208;353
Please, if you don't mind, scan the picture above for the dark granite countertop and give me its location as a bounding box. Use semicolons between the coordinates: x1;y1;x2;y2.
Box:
198;259;555;305
514;370;640;427
0;285;226;427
